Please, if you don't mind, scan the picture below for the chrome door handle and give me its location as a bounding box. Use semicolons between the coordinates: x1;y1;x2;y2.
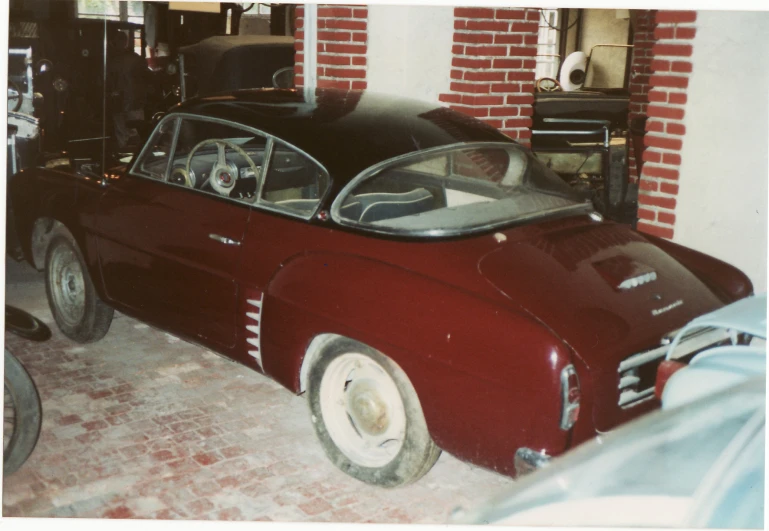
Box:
209;233;241;246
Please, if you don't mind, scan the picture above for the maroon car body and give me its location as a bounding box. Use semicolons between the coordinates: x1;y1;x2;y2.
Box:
8;88;752;484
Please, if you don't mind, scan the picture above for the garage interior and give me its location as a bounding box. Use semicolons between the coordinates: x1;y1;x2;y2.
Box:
4;0;768;524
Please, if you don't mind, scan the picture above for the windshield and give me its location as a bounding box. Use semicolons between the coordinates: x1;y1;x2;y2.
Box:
332;143;587;237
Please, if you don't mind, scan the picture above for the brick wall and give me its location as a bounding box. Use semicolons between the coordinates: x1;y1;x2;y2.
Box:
438;7;540;146
294;5;368;90
636;10;696;239
627;9;657;182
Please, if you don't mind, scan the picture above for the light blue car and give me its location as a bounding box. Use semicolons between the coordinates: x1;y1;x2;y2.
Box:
453;377;765;528
659;293;766;409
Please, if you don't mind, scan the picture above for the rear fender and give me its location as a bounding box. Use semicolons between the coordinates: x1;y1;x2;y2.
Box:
260;251;574;472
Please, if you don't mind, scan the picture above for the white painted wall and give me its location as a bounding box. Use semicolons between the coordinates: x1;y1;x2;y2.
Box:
367;5;453;105
674;11;769;293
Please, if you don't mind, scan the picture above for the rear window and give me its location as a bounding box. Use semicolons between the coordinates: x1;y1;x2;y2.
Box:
332;143;586;237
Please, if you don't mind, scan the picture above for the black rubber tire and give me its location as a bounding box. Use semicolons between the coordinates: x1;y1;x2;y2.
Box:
44;231;113;343
5;306;52;342
307;338;441;487
4;349;42;476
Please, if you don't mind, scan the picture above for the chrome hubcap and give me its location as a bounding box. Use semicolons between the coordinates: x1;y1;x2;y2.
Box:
50;246;85;326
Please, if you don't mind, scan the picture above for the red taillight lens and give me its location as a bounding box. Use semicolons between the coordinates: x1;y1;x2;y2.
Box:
560;365;580;430
655;360;686;400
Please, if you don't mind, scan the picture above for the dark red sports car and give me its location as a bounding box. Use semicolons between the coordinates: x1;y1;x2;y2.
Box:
8;89;752;487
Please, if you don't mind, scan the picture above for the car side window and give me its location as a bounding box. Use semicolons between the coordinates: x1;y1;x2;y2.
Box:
133;117;178;180
169;118;268;203
260;143;329;217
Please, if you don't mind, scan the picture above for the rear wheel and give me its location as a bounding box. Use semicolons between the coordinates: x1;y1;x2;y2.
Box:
45;232;113;342
307;338;441;487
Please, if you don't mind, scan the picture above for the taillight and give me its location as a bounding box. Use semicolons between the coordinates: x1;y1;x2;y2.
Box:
560;364;580;430
655;360;686;400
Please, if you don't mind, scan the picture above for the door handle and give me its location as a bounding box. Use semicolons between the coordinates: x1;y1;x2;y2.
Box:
209;233;241;246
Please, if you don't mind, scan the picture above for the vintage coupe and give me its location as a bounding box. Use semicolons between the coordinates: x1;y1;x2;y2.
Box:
8;88;753;487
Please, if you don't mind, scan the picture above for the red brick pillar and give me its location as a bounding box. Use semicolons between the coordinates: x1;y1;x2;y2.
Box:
627;9;657;183
636;10;696;239
294;4;368;90
294;6;305;86
438;7;540;146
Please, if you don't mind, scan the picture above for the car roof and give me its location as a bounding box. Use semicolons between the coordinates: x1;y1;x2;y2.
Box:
170;88;513;193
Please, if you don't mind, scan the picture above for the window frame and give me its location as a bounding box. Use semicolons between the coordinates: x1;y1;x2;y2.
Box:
77;1;144;22
259;139;332;217
129;113;332;221
535;8;561;81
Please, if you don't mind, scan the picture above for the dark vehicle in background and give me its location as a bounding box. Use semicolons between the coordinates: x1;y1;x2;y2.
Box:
177;35;295;101
7;89;753;487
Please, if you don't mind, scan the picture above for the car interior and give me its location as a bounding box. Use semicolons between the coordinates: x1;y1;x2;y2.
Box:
337;146;578;230
134;118;328;216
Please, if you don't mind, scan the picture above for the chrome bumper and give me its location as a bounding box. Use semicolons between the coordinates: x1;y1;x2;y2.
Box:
514;447;550;476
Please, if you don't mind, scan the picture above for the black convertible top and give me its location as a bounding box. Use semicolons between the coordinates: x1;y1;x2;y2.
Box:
179;35;295;97
170;88;513;189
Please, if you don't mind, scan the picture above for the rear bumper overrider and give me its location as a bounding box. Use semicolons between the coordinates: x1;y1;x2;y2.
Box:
514;447;551;476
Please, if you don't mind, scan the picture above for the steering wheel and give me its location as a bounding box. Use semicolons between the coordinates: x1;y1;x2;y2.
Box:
536;77;563;93
272;66;295;89
8;82;22;112
185;139;261;198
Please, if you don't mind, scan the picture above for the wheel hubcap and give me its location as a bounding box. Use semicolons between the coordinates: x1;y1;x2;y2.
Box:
320;353;406;468
49;246;86;326
346;380;389;436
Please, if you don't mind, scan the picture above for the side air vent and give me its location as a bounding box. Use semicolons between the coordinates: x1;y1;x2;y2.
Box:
245;294;264;370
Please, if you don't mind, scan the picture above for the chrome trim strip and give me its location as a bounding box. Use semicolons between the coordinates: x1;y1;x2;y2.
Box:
618;374;640;390
559;364;579;430
618;387;655;408
256;137;275;201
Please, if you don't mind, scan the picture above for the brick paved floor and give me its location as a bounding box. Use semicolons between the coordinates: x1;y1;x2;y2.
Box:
3;258;513;521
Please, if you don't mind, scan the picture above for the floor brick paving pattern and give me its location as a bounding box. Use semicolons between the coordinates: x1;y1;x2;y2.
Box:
3;258;512;521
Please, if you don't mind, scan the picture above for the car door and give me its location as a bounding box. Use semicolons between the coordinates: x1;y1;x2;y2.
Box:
96;115;267;350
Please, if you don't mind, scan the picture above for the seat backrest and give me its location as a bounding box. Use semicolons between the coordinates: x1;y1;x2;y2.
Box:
357;188;434;223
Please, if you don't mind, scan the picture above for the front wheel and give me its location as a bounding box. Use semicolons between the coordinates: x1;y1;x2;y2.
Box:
45;232;113;343
307;339;441;487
